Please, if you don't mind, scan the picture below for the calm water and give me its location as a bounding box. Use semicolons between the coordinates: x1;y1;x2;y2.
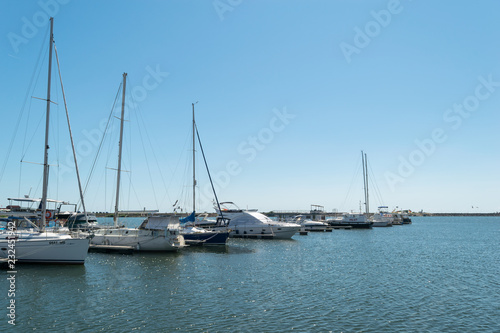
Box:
2;216;499;332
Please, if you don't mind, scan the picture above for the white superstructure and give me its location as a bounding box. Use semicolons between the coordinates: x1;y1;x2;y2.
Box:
217;202;300;239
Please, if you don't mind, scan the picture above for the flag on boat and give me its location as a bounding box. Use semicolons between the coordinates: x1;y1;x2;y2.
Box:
179;211;196;224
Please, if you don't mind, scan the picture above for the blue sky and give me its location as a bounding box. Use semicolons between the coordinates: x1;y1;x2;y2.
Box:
1;0;500;214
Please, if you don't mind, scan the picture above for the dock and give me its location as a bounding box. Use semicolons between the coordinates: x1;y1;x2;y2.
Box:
89;244;134;254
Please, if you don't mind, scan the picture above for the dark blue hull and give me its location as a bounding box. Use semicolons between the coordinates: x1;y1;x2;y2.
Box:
182;231;230;246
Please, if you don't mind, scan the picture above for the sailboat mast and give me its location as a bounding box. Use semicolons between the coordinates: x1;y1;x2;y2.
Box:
114;72;127;227
365;152;369;214
192;102;196;213
361;151;368;214
41;17;54;229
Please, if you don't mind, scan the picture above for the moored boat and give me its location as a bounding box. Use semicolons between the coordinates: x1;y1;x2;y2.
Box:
370;206;393;227
88;73;185;252
217;202;300;239
0;18;90;264
327;213;373;229
289;215;328;231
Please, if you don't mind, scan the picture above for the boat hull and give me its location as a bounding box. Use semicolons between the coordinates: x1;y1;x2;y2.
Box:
327;222;373;229
372;221;392;227
0;235;90;264
91;228;185;251
183;231;230;246
230;226;299;239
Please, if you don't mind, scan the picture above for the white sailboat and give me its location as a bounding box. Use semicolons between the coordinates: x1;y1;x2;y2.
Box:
179;103;230;246
90;73;185;251
362;152;392;227
0;18;90;264
327;152;374;229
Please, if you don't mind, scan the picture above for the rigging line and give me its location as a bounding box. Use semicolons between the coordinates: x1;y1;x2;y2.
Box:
22;44;49;159
367;160;385;206
194;123;224;218
124;168;143;212
20;111;46;163
54;43;89;221
135;103;173;209
81;82;122;199
164;125;191;210
133;106;160;210
340;156;362;212
0;26;49;189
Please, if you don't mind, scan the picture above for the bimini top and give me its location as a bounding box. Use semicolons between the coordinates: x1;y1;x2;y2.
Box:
140;216;180;230
218;202;244;213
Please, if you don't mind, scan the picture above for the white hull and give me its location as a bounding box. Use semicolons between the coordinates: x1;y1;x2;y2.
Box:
289;215;328;232
303;224;328;231
91;228;185;251
372;221;392;227
230;224;299;239
0;231;89;264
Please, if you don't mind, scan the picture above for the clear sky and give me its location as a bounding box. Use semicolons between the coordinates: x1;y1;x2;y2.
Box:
1;0;500;214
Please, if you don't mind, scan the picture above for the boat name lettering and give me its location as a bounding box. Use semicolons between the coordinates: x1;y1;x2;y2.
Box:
49;241;66;245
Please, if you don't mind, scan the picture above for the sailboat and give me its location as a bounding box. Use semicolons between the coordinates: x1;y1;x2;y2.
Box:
327;151;374;229
90;73;185;251
179;103;230;246
0;18;90;264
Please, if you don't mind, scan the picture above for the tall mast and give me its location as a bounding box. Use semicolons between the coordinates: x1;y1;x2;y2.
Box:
361;151;367;214
363;151;370;214
192;102;196;213
41;17;54;230
114;73;127;227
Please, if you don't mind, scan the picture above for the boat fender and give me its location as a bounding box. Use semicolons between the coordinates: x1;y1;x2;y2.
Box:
136;243;141;250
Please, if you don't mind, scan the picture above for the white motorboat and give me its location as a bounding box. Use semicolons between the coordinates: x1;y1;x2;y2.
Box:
370;206;393;227
216;202;300;239
289;215;328;231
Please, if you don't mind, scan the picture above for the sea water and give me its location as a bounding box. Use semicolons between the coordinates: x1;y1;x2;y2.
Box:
2;216;499;332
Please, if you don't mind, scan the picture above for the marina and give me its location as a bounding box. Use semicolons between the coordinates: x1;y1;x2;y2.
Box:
2;2;500;331
3;216;499;331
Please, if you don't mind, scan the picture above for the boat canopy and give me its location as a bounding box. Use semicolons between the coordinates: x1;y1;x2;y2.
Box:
180;211;196;224
142;216;180;230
